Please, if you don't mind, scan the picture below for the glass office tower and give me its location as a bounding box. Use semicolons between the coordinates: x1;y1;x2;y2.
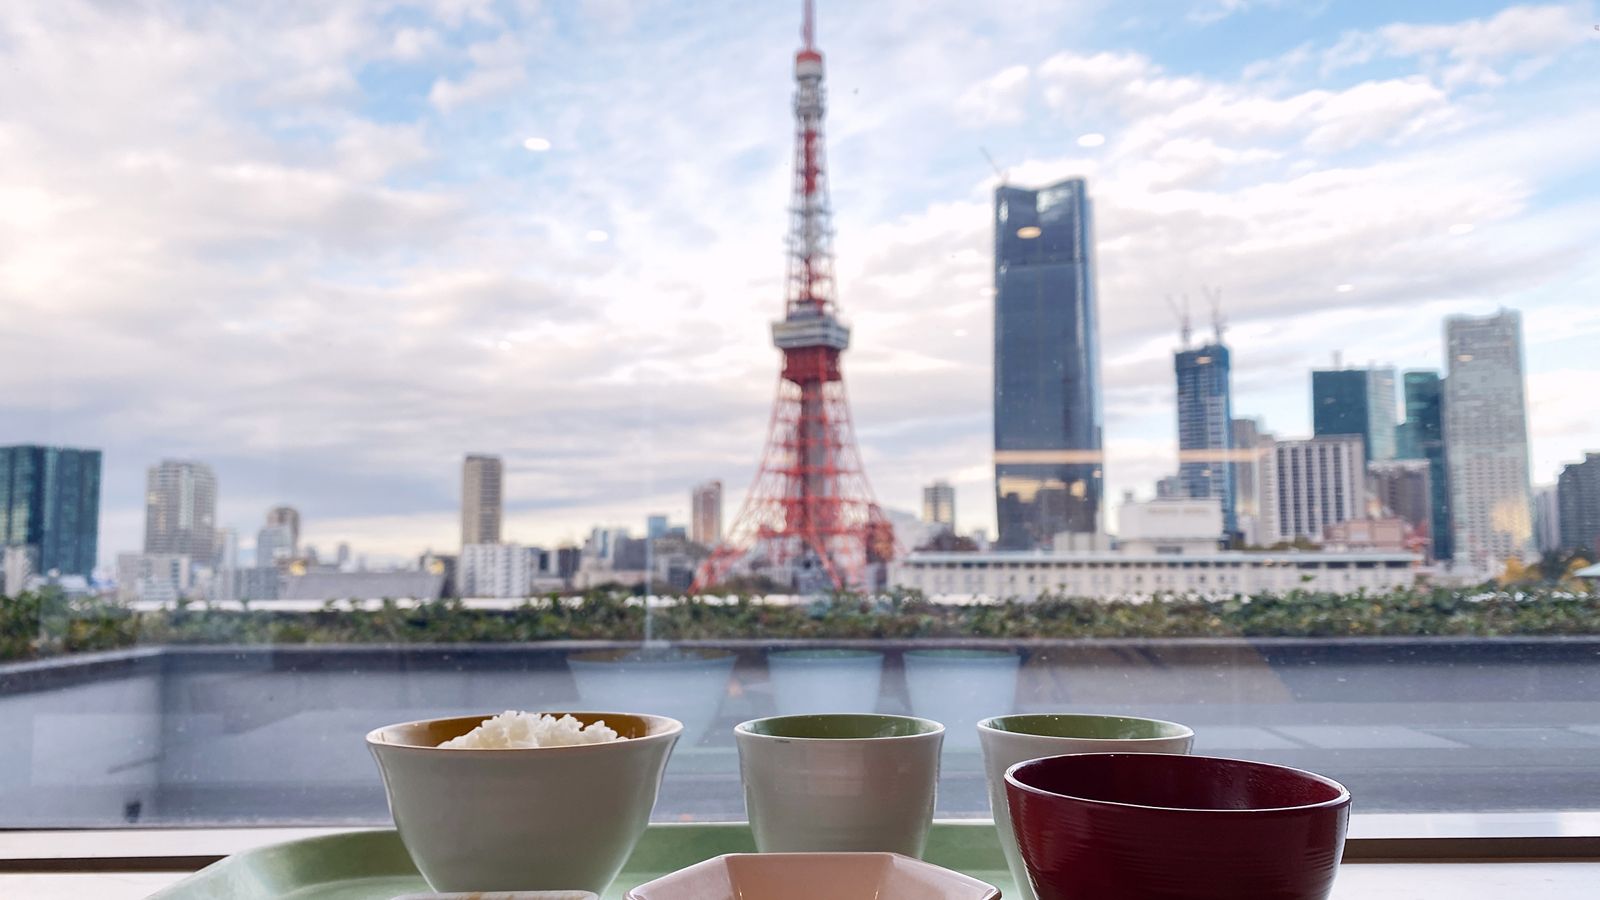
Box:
1396;370;1452;560
1312;366;1397;463
0;445;102;578
993;178;1103;550
1176;343;1236;536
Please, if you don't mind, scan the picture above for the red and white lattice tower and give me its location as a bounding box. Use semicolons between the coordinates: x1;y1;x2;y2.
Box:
693;0;893;594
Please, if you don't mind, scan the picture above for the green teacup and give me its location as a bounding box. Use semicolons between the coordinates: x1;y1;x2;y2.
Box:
978;714;1195;900
736;713;945;857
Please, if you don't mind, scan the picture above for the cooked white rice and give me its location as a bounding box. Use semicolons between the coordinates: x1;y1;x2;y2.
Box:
438;711;624;749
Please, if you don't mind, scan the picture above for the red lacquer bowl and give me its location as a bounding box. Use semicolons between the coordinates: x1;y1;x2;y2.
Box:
1005;753;1351;900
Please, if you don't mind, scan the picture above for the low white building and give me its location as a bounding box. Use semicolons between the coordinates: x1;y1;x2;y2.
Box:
459;543;552;599
116;553;194;603
891;549;1419;599
1117;497;1224;554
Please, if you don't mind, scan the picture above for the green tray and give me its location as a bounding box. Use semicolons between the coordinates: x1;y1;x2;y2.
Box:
148;822;1017;899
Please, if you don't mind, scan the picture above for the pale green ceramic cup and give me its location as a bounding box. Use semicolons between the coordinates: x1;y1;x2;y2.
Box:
977;714;1195;900
736;713;944;858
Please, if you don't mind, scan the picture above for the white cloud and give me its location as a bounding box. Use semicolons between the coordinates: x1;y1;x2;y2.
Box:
391;27;443;62
428;34;527;111
954;65;1032;126
1325;3;1595;86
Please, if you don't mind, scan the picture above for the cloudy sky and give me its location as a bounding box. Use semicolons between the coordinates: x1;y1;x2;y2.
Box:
1;0;1597;566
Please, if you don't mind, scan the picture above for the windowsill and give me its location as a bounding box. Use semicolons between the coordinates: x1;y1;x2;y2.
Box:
3;814;1600;868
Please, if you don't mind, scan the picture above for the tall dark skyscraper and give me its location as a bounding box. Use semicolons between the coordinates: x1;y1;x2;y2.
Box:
1312;365;1397;463
1175;342;1235;535
0;445;102;578
993;178;1103;550
1557;453;1600;555
1396;370;1452;560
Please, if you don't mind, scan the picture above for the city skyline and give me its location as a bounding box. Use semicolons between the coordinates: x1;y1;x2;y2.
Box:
1;1;1597;564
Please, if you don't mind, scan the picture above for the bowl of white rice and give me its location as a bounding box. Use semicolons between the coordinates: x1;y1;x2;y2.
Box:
367;710;682;895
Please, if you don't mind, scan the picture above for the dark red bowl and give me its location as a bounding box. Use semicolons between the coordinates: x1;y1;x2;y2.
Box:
1005;753;1351;900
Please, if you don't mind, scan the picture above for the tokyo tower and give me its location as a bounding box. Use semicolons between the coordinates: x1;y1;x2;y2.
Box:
693;0;893;594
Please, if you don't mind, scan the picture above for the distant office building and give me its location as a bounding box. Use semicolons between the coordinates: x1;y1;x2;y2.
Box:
994;177;1104;549
419;550;458;597
922;480;956;529
1323;517;1411;553
459;542;546;598
117;553;193;603
1368;459;1433;557
145;460;217;561
461;455;503;547
280;570;445;602
647;514;670;541
1444;311;1533;573
1260;435;1367;543
1312;366;1397;463
0;445;102;577
1557;454;1600;555
1395;370;1452;561
266;506;300;556
1175;342;1235;535
336;542;351;569
216;527;239;569
1532;485;1562;555
556;545;582;580
213;566;281;602
3;545;38;597
691;481;723;545
256;524;294;566
1231;419;1273;546
1154;475;1185;499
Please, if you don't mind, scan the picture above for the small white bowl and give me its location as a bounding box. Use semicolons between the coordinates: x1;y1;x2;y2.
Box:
394;893;598;899
368;711;681;895
625;852;1000;900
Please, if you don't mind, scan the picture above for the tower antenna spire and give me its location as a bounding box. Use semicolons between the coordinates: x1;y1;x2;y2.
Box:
802;0;815;50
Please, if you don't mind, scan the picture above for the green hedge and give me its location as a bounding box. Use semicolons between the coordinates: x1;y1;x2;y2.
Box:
1;587;1597;664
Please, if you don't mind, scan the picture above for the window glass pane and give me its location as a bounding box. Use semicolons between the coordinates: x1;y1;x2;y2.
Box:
1;0;1598;832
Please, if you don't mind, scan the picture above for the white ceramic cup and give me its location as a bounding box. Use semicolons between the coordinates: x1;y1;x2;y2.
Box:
977;713;1195;900
735;713;944;858
368;711;681;894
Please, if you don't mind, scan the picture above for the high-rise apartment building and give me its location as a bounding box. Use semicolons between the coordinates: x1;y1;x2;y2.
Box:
993;177;1104;549
1312;366;1397;463
1557;453;1600;555
1260;435;1367;543
1175;343;1235;535
1443;310;1533;573
922;480;956;529
1395;370;1452;560
0;445;102;577
144;460;217;561
266;506;300;557
691;480;723;545
461;455;503;547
